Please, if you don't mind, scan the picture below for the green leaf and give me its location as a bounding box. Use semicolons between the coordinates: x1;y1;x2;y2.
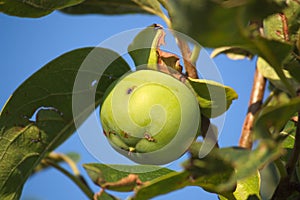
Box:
0;0;84;18
219;172;261;200
168;0;284;48
33;152;81;174
257;57;300;93
285;59;300;84
264;0;300;43
83;163;174;192
167;0;295;95
96;190;119;200
131;0;164;16
281;120;297;149
188;141;282;193
61;0;151;15
132;171;191;200
210;46;254;60
0;47;130;199
128;24;164;68
254;97;300;139
188;78;238;118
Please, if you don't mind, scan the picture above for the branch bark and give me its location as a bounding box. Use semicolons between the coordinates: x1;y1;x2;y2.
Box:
239;67;266;149
176;38;199;79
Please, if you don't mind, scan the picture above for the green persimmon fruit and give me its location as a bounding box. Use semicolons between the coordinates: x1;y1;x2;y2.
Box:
100;69;200;165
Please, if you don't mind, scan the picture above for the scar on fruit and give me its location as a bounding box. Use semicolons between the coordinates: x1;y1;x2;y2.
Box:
126;86;137;94
144;133;156;142
121;131;129;138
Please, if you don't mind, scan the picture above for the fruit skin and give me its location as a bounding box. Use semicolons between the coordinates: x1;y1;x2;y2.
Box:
100;69;200;165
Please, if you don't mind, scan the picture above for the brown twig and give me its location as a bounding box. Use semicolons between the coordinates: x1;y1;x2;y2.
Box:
176;39;199;79
239;67;266;149
279;13;290;42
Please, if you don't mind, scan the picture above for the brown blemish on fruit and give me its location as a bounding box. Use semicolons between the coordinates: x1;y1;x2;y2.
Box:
144;133;156;142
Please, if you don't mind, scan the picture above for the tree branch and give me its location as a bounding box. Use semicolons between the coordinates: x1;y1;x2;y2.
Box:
239;67;266;149
176;38;199;79
44;159;94;199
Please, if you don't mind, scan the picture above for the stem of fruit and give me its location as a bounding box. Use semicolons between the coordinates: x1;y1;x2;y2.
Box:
44;158;94;199
239;67;266;149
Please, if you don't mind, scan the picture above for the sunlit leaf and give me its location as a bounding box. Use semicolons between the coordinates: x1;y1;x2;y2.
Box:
220;171;261;200
132;171;191;200
128;24;164;68
210;46;254;60
83;163;173;192
281;120;297;149
257;57;300;92
188;78;238;118
0;48;130;199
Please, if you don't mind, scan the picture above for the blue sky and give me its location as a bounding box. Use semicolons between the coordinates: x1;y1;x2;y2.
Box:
1;10;257;200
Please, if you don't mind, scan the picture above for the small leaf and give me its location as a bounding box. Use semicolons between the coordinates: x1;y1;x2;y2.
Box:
83;163;173;192
281;120;297;149
128;24;165;68
0;0;84;17
257;57;299;93
254;97;300;139
188;78;238;118
220;172;261;200
210;46;254;60
0;48;130;199
61;0;150;15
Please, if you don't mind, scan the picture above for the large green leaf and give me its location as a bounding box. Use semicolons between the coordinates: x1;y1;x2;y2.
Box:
83;163;174;192
188;78;238;118
0;0;84;17
61;0;155;15
167;0;295;95
0;48;130;199
168;0;284;48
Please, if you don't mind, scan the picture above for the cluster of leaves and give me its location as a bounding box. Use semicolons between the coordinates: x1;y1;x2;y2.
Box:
0;0;300;200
